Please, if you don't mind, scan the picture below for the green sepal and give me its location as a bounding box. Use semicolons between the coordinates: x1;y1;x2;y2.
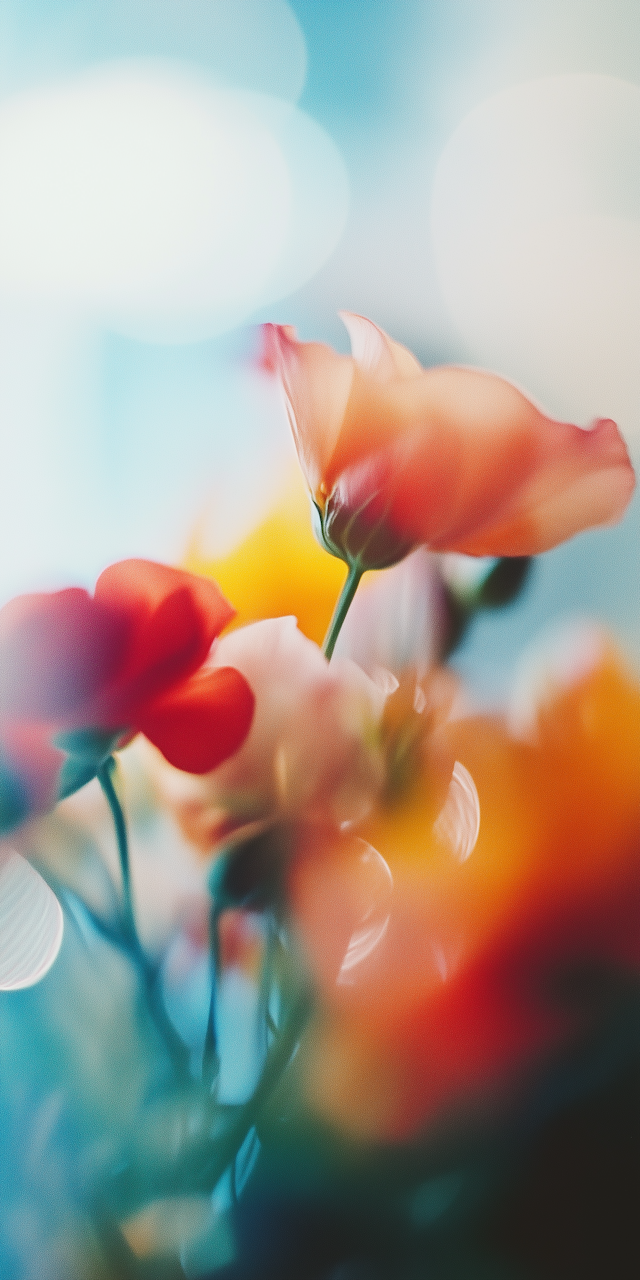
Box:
313;494;414;573
54;727;124;760
54;728;124;801
56;754;101;800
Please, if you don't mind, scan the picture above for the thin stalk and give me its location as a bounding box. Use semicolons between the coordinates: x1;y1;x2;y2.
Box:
197;988;312;1192
323;563;363;660
97;756;191;1079
97;757;140;954
202;904;221;1085
257;912;278;1055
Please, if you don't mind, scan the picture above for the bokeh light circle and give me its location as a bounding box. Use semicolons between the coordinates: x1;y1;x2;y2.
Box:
432;75;640;438
0;60;349;342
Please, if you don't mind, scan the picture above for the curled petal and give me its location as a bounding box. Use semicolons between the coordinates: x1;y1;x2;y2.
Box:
207;617;385;828
94;560;236;715
95;559;234;640
208;616;384;819
137;666;255;774
340;311;422;379
262;324;354;493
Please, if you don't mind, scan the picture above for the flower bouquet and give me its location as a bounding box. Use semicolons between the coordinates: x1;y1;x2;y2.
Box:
0;314;638;1280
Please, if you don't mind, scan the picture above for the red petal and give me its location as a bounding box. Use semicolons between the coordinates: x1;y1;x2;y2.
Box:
92;560;236;723
138;666;255;774
95;560;233;634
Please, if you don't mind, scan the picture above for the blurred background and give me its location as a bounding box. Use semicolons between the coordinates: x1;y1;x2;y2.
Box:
1;0;640;693
3;8;640;1278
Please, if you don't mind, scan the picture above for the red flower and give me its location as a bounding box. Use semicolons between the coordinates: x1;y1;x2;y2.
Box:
263;313;635;569
0;559;255;829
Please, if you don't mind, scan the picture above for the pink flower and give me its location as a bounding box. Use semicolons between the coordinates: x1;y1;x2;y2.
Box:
153;617;385;851
263;313;635;569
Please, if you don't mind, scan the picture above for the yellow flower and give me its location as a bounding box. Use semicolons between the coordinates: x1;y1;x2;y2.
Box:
185;468;346;646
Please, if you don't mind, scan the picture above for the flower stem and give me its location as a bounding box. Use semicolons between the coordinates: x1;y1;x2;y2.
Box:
97;757;140;955
323;563;363;660
97;756;191;1078
198;987;312;1192
202;903;221;1085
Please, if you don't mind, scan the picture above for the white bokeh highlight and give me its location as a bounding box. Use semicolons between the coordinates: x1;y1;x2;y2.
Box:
432;75;640;441
434;762;481;865
337;841;394;986
0;850;64;990
0;60;348;342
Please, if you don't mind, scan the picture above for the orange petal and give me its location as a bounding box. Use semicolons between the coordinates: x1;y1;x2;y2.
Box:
339;311;422;379
262;324;355;494
267;313;634;559
330;368;634;555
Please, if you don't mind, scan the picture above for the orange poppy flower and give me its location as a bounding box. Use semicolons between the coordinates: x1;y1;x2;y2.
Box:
263;313;634;570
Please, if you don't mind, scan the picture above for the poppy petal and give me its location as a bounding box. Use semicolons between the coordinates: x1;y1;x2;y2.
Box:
138;666;255;774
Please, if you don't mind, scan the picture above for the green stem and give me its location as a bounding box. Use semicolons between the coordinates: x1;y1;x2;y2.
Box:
202;904;221;1085
198;989;312;1192
97;757;140;954
323;563;363;660
97;756;191;1079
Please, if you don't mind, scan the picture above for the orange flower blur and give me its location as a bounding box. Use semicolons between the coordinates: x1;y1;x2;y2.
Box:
290;639;640;1141
0;559;255;828
263;314;635;568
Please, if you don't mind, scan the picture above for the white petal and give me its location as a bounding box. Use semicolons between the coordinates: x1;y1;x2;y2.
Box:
0;851;64;990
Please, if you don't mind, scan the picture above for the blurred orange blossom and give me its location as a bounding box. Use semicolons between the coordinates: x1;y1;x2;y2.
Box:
290;638;640;1140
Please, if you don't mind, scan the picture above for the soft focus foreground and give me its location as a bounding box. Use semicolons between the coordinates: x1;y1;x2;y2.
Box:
1;314;639;1280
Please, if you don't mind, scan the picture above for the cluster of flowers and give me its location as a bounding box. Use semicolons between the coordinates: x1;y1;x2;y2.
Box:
1;311;638;1168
